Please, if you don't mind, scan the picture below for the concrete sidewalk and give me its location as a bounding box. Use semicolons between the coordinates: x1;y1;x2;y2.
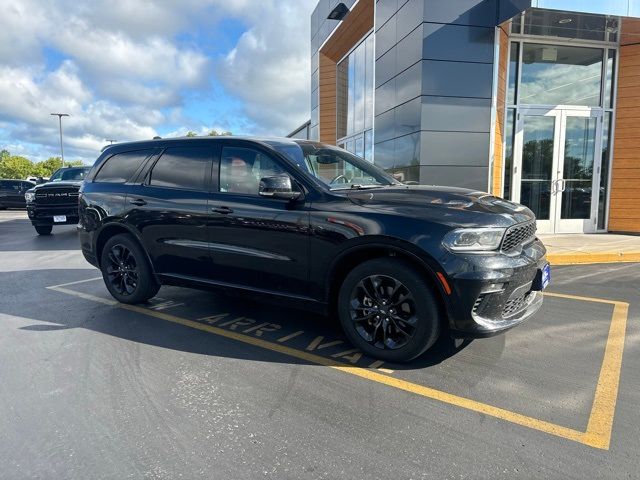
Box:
539;233;640;265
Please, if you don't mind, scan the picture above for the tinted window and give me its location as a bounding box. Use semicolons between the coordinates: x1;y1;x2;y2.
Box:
95;149;155;183
220;146;288;195
49;167;91;182
22;182;35;189
150;146;210;190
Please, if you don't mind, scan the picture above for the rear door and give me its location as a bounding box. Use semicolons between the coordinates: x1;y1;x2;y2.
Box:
125;142;215;279
5;181;24;207
207;142;311;296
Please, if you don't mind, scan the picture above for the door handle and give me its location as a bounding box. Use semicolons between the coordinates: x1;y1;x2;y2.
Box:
212;206;233;214
129;198;147;206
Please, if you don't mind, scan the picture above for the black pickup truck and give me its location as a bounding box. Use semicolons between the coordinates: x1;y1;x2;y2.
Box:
25;166;91;235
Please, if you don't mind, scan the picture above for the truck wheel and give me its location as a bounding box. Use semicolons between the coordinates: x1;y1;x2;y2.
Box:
100;233;159;304
35;225;52;235
338;258;442;363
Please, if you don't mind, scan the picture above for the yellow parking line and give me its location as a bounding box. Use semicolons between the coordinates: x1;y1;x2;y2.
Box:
47;284;629;450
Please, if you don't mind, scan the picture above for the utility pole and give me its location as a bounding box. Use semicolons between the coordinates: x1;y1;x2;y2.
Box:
105;139;117;145
50;113;70;167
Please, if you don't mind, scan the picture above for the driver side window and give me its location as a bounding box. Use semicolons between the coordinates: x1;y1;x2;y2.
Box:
219;146;294;195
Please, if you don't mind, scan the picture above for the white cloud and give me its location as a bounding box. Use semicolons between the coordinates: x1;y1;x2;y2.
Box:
0;0;316;161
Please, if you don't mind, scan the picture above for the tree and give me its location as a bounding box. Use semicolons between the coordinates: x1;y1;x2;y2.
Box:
0;155;34;179
185;131;198;137
208;129;232;136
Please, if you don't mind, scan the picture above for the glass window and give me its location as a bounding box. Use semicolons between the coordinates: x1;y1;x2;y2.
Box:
520;43;603;106
511;14;522;34
523;10;607;42
271;142;398;191
95;149;154;183
219;147;287;195
503;109;516;200
598;112;612;230
507;42;519;105
49;167;91;182
337;33;374;140
364;130;373;162
149;146;210;190
604;49;616;109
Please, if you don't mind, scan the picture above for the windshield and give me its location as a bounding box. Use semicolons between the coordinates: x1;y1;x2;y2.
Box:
271;142;399;190
49;167;91;182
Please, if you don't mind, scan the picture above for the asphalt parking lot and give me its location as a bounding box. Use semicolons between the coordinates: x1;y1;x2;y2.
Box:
1;210;638;479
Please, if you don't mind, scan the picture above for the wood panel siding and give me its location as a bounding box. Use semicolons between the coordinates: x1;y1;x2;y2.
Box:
492;25;509;196
609;18;640;233
318;0;374;145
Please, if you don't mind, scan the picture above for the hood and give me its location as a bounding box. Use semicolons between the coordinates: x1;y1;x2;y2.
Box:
29;180;83;191
342;185;534;228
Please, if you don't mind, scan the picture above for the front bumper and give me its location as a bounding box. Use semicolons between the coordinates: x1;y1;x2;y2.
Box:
440;238;548;338
27;204;79;226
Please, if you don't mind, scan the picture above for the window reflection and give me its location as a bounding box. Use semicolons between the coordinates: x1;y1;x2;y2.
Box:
520;115;555;220
520;44;603;106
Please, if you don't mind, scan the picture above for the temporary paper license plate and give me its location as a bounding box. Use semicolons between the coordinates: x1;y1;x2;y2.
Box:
53;215;67;223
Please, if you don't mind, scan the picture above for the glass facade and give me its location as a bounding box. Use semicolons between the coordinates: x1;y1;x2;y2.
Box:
337;33;374;161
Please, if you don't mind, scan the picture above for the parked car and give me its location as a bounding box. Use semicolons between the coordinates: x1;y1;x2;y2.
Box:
78;137;549;362
25;166;91;235
0;179;35;209
25;176;49;184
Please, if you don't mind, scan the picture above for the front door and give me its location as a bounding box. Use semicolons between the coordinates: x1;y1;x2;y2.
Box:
513;108;602;234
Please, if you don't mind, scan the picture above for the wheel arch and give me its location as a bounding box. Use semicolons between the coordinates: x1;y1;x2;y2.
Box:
94;222;157;278
325;237;452;322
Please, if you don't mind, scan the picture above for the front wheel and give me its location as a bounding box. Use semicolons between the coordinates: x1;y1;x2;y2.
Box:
338;258;442;363
35;225;52;235
100;233;160;304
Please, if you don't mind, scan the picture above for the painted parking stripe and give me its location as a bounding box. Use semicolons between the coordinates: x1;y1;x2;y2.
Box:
47;282;629;450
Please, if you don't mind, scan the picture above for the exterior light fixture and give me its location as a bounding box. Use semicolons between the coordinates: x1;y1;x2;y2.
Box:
327;2;350;21
558;18;573;24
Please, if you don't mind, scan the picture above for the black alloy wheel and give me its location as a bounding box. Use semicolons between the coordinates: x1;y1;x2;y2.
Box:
105;243;139;296
100;233;160;304
337;258;441;363
349;274;417;350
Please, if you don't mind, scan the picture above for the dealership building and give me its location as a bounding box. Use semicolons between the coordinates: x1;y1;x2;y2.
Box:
293;0;640;234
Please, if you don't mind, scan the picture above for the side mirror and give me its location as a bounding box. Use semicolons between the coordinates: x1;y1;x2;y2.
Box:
259;175;301;200
36;177;45;184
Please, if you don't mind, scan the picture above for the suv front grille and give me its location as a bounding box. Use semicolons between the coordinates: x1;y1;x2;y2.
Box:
35;188;79;205
501;221;536;253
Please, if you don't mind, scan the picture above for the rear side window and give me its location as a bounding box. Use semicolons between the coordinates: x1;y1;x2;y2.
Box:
95;149;155;183
149;146;211;191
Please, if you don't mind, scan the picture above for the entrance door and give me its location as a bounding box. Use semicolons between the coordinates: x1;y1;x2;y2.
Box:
512;108;602;234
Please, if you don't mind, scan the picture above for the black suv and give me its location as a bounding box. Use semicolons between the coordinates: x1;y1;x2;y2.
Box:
79;137;549;362
0;179;35;209
25;166;91;235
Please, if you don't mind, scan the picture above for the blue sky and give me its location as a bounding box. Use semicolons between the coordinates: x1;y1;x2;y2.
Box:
0;1;316;163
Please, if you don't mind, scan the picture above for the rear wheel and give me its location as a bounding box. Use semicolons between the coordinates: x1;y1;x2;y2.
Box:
35;225;52;235
338;258;442;363
100;233;159;304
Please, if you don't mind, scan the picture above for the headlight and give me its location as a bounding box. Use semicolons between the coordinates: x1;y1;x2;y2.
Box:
442;227;505;252
25;191;35;203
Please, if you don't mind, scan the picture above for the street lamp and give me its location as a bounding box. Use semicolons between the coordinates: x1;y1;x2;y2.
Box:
105;139;117;145
51;113;70;167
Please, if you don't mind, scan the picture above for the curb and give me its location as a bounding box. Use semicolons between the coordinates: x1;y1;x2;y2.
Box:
547;252;640;266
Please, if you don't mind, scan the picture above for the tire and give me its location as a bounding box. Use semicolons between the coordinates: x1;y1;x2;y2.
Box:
35;225;53;235
337;258;442;363
100;233;160;304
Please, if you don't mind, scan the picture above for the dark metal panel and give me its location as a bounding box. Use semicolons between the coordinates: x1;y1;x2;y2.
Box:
376;0;398;29
422;23;495;64
396;0;424;41
421;96;492;133
374;77;397;115
422;0;498;27
373;108;396;143
395;97;421;138
375;13;397;59
396;61;422;105
373;138;395;170
395;25;422;74
419;132;490;167
498;0;530;24
421;60;493;98
394;132;421;169
375;47;397;88
419;165;490;190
